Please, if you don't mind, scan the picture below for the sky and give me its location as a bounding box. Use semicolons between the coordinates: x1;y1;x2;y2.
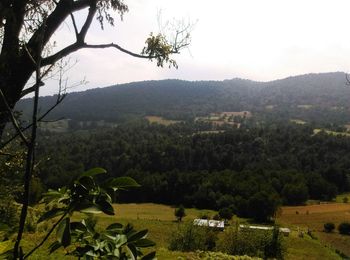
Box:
38;0;350;96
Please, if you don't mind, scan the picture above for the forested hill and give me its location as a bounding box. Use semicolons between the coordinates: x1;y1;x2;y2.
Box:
17;72;350;124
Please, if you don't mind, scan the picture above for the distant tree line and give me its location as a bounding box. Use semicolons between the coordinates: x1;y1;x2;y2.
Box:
35;122;350;221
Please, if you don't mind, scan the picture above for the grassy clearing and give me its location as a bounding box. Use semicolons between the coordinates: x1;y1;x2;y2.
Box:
278;203;350;257
145;116;181;126
10;203;349;259
313;129;350;137
290;119;306;125
297;105;313;109
335;193;350;203
38;119;69;133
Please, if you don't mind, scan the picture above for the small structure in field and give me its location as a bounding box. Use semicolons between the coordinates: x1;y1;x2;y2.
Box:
239;224;290;236
193;219;225;230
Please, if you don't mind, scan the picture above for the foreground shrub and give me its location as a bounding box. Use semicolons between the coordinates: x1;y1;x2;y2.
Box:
338;222;350;235
219;207;234;220
169;223;218;252
216;224;284;259
195;250;262;259
323;222;335;233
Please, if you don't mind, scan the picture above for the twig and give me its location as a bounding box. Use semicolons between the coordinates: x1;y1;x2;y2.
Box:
23;211;68;259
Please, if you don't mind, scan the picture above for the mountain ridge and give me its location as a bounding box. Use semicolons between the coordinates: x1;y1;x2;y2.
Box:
17;72;350;125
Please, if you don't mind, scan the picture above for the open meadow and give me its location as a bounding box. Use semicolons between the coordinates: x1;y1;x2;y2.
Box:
10;203;350;259
277;201;350;258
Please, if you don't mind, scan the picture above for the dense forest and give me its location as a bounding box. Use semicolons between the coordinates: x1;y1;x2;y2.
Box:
11;72;350;221
17;72;350;125
35;121;350;221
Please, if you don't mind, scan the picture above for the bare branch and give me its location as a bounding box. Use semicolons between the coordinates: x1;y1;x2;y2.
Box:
0;93;66;150
78;2;97;42
70;13;79;40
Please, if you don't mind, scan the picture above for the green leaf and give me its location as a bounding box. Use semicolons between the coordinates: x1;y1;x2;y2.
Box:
141;251;156;260
106;223;123;231
38;207;65;223
114;234;128;248
126;244;137;260
77;176;96;190
96;199;114;215
128;229;148;242
48;241;62;254
42;189;66;203
78;168;106;179
79;205;102;214
0;240;12;255
57;218;71;248
133;239;155;248
70;221;87;233
108;177;140;191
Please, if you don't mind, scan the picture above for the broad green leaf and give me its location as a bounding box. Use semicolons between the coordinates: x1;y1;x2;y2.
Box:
48;241;62;254
127;229;148;242
133;239;155;248
79;206;102;214
0;240;12;255
126;244;137;260
78;176;96;190
70;221;87;233
42;189;66;203
141;251;157;260
96;199;114;215
38;207;65;223
108;177;140;191
78;168;106;179
114;234;128;248
57;218;71;247
106;223;123;231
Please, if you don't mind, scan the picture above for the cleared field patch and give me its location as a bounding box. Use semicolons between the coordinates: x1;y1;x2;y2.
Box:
278;203;350;257
297;105;313;109
313;128;350;137
145;116;181;126
290;119;306;125
38;119;69;133
220;111;252;118
335;193;350;203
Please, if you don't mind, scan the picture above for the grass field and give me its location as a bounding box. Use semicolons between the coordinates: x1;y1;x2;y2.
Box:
290;119;306;125
277;202;350;258
297;105;313;109
6;203;350;259
313;128;350;137
145;116;182;126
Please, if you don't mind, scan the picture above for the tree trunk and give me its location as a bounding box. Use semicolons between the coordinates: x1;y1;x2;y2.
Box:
0;58;34;141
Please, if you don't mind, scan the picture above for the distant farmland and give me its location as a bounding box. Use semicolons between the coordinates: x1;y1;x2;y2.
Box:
145;116;182;126
278;202;350;257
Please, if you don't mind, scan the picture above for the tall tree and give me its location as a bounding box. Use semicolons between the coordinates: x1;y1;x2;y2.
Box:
0;0;190;139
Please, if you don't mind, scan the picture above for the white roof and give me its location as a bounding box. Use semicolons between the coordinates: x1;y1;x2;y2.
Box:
239;225;290;233
193;219;225;228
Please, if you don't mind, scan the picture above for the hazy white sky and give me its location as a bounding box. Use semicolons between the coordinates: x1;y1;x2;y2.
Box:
41;0;350;95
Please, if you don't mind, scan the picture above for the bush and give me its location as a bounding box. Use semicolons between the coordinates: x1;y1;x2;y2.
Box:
324;222;335;233
216;224;284;259
169;223;218;252
338;222;350;235
174;205;186;222
219;207;234;220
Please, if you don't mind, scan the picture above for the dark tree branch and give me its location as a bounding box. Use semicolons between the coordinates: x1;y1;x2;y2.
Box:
0;89;29;146
0;93;66;150
23;211;69;259
27;0;92;59
78;2;97;42
42;40;181;67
